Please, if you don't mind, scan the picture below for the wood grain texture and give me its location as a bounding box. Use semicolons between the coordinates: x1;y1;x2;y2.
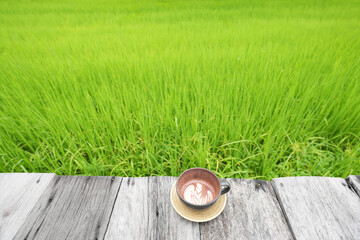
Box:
0;173;55;240
200;179;293;240
155;177;200;239
272;177;360;240
347;175;360;197
14;175;122;240
104;176;200;240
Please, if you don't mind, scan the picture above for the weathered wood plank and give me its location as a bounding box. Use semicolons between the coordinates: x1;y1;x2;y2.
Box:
272;177;360;240
155;177;200;239
347;175;360;197
14;175;122;240
104;177;154;239
104;176;200;240
200;179;293;240
0;173;55;240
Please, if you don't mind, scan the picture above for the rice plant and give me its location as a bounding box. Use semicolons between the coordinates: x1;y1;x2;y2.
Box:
1;0;359;179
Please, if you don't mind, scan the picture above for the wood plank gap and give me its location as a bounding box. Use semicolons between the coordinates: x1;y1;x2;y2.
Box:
102;177;124;239
345;178;359;197
153;177;159;239
270;181;297;240
345;175;360;197
346;175;360;198
199;225;202;240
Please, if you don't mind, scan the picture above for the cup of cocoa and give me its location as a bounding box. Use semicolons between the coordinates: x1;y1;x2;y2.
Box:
176;168;230;210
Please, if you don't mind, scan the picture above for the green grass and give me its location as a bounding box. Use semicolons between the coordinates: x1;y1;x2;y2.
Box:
1;0;360;179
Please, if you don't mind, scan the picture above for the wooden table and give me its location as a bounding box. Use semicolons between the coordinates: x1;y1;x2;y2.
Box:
0;174;359;240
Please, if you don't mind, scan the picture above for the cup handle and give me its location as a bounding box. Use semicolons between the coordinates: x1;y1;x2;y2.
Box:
220;179;230;195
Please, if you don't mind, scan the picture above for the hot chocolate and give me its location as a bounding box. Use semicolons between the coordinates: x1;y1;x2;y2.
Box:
181;180;215;205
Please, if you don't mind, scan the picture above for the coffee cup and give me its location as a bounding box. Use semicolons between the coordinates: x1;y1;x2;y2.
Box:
176;168;230;210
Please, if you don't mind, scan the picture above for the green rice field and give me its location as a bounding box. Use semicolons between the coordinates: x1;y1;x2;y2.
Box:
1;0;359;179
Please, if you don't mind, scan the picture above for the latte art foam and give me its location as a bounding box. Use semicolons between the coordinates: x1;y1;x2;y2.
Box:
183;182;214;205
